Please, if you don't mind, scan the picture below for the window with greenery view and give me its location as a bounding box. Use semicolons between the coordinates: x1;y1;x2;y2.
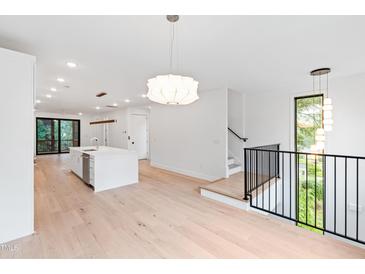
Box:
36;118;80;154
295;95;324;232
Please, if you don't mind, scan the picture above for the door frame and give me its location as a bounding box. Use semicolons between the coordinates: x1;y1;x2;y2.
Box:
36;117;81;155
294;94;324;153
293;93;324;230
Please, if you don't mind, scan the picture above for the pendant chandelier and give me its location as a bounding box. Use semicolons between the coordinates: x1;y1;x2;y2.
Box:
310;68;332;152
146;15;199;105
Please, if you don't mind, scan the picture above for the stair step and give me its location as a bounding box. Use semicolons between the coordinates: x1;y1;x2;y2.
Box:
227;157;235;165
228;163;241;169
228;163;242;176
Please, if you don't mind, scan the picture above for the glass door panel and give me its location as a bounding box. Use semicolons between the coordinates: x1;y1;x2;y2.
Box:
36;118;80;154
36;118;59;154
60;120;80;152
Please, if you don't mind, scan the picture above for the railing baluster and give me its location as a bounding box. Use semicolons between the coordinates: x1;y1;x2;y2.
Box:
323;155;326;231
345;158;347;237
296;154;299;221
258;150;261;207
290;153;292;219
275;151;278;214
282;152;285;216
269;151;271;211
244;148;248;200
306;154;308;224
256;150;258;207
315;155;317;228
356;158;359;241
334;157;337;234
250;150;252;197
262;151;265;209
249;150;251;194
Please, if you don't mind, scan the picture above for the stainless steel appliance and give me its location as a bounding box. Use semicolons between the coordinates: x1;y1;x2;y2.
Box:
82;153;90;184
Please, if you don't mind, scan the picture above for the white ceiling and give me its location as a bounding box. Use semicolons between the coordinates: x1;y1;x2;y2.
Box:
0;15;365;114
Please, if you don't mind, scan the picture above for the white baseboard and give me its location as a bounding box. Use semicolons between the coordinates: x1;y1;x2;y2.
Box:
324;232;365;249
150;161;220;181
0;229;34;245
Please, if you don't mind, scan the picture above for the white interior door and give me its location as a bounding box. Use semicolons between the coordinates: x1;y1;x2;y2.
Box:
128;114;148;159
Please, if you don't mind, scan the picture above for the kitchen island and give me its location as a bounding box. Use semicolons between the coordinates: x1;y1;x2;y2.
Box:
69;146;138;192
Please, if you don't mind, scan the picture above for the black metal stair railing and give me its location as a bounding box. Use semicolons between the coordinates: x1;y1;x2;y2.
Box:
244;144;280;199
244;145;365;246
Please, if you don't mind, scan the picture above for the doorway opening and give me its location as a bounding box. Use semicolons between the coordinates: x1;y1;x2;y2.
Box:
36;117;80;155
294;94;324;232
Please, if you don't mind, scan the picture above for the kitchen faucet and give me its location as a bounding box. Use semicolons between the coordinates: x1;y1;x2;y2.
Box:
90;137;99;150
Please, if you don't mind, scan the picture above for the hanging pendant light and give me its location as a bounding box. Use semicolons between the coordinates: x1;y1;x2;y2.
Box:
146;15;199;105
315;128;325;150
310;67;332;151
310;68;333;132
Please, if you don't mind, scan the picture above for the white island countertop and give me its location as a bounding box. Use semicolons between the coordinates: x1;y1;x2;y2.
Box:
70;146;135;156
69;146;138;192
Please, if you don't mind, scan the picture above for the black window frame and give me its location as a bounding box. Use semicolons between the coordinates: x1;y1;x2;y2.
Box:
294;94;324;153
36;117;81;155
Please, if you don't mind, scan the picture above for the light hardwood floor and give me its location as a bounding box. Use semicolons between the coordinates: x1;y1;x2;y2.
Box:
1;154;364;258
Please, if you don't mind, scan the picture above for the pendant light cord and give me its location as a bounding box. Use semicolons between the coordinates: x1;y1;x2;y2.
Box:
319;74;321;94
169;23;175;73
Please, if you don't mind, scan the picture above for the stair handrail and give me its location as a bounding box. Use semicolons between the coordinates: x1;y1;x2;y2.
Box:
228;127;248;142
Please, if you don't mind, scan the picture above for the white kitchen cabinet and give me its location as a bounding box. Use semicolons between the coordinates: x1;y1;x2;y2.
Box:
69;146;138;192
70;149;83;178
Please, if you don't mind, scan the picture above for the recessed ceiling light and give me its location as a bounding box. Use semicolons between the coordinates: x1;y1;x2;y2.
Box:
96;106;101;110
78;112;83;116
66;61;77;68
124;99;131;103
50;87;57;92
46;94;52;98
36;99;41;104
141;94;147;98
57;77;65;82
112;102;118;107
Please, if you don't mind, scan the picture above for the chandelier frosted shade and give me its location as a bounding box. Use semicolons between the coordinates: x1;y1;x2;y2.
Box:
323;97;333;132
315;128;325;150
147;74;199;105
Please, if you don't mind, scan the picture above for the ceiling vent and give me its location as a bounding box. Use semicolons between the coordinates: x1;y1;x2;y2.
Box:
96;92;107;97
105;105;118;108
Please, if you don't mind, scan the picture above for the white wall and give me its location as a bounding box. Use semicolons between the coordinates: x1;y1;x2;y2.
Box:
246;92;291;150
0;48;35;243
149;88;228;181
105;109;128;149
326;73;365;156
228;89;246;164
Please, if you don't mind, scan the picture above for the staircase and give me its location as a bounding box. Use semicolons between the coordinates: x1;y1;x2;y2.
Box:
227;156;242;176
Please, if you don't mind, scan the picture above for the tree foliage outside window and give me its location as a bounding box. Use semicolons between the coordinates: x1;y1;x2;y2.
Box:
36;118;79;154
295;95;324;232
